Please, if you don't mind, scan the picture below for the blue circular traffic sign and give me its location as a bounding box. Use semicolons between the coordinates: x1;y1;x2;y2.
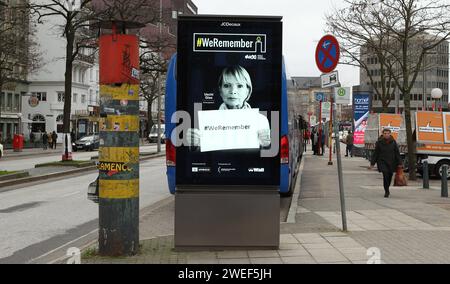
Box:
315;35;340;73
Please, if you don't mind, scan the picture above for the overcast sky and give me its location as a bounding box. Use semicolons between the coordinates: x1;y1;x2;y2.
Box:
192;0;359;87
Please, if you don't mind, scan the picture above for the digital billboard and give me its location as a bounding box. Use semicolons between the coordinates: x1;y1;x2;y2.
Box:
176;16;282;186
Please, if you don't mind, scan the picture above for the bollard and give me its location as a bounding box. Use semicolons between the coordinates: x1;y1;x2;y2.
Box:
423;161;429;189
441;164;448;198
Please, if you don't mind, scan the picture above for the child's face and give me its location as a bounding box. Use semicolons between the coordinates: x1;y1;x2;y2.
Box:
220;74;250;109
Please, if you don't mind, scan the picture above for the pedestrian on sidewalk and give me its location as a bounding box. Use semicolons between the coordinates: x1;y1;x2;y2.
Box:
369;128;402;198
47;132;52;149
51;131;58;149
42;132;48;150
345;131;354;157
303;129;308;152
320;131;325;156
30;132;35;147
311;129;317;155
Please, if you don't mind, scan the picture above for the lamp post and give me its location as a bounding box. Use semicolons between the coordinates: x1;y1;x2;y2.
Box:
431;88;443;112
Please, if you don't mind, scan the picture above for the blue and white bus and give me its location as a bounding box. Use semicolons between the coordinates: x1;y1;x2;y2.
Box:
164;54;303;197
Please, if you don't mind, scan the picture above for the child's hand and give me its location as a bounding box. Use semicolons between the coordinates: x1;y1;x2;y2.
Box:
258;129;271;147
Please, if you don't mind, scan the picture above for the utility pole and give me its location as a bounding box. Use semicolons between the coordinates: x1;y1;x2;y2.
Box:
98;21;143;256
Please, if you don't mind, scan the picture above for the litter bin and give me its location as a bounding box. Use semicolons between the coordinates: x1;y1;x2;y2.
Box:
13;134;24;152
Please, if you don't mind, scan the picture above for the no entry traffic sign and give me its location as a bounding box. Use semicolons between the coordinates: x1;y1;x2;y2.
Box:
315;35;340;73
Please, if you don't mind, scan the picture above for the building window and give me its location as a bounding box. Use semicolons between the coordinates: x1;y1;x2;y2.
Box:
57;92;65;102
56;114;64;133
73;93;78;103
32;92;47;102
81;94;86;104
14;93;20;112
31;114;46;133
7;93;13;111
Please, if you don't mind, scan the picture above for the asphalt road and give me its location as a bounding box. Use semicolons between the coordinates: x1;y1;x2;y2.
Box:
0;157;169;263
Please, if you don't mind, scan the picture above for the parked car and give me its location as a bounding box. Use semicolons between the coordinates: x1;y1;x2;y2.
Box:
148;124;165;143
87;177;99;203
0;143;3;159
72;135;99;152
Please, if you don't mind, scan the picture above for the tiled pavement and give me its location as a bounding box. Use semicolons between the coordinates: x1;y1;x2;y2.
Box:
81;144;450;264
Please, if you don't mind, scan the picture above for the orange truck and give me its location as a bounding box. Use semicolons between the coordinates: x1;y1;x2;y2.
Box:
365;111;450;179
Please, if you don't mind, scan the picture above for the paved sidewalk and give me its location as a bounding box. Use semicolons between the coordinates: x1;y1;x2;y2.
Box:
81;144;450;264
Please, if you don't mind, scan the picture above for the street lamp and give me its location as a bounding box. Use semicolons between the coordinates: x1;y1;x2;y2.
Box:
431;88;443;111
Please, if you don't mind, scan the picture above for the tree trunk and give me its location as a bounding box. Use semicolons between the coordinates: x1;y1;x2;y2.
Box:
63;31;74;134
147;98;154;138
404;95;416;180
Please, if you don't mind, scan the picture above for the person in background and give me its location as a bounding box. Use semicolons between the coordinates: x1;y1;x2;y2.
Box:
42;132;48;150
52;131;58;149
47;132;52;149
345;131;354;157
369;128;402;198
320;130;326;156
311;129;317;155
30;132;35;147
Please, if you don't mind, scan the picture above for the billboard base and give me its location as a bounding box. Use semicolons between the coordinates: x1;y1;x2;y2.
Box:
174;187;280;250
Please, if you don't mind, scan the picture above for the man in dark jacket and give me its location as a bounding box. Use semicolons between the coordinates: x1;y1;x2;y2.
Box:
345;131;354;157
369;128;402;198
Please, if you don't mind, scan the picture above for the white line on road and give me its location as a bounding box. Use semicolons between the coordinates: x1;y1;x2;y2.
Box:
60;191;81;198
27;228;99;264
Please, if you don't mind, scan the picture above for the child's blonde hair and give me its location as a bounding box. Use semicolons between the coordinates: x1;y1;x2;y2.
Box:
218;65;253;101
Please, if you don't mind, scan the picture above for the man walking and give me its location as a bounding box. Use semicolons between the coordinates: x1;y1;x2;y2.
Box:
369;128;402;198
345;131;354;157
52;131;58;149
42;132;48;150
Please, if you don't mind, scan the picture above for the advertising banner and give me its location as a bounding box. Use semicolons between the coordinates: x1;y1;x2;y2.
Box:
353;93;371;146
416;111;444;143
443;112;450;144
176;16;282;186
379;113;402;141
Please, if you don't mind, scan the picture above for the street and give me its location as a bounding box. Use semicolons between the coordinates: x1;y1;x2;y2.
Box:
0;157;169;263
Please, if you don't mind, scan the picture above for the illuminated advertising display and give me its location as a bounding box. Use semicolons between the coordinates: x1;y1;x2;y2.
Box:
176;16;282;186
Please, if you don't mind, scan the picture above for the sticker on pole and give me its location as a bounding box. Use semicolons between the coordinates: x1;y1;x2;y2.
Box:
321;70;339;88
315;35;340;73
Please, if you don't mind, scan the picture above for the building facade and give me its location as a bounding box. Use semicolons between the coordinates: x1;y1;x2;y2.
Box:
23;2;99;143
360;39;449;112
0;0;29;144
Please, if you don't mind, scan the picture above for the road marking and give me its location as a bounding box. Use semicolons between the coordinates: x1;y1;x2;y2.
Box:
27;228;99;264
60;191;81;198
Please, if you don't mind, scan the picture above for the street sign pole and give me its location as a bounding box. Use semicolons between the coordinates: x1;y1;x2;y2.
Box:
316;35;347;232
333;92;347;232
318;100;322;155
328;96;333;165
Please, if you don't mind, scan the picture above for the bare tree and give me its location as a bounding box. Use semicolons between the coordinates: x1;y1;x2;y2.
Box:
29;0;161;158
0;1;41;128
328;0;450;180
29;0;99;142
139;22;175;136
327;0;399;112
